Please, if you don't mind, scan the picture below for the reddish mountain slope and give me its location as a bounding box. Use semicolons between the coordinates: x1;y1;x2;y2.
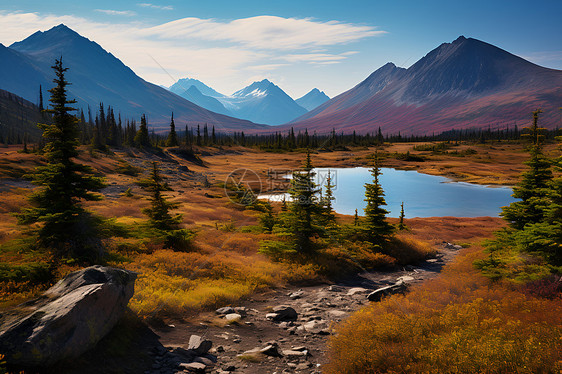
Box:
284;36;562;135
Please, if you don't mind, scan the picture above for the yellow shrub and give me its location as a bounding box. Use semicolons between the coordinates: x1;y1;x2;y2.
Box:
325;246;562;374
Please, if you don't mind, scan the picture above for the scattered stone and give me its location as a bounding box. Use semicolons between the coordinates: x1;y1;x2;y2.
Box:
234;307;247;316
179;362;207;372
225;313;242;323
396;275;415;283
289;290;304;299
347;287;369;296
0;266;136;367
296;362;313;370
267;305;298;321
188;335;212;355
216;307;235;315
327;285;345;292
242;342;283;358
367;282;409;302
282;350;308;358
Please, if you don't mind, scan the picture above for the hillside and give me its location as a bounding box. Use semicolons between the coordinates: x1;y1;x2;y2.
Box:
286;36;562;135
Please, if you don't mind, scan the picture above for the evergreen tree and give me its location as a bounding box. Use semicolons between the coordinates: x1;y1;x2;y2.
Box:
260;202;276;233
321;170;337;227
501;110;552;229
354;209;359;226
134;114;151;148
398;202;406;230
140;161;181;230
362;152;394;245
166;112;178;147
38;85;44;111
19;58;106;261
287;150;321;251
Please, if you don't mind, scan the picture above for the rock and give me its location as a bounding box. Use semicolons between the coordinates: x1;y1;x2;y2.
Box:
396;275;415;283
194;356;216;366
367;282;409;302
289;290;304;299
347;287;369;296
453;245;463;250
178;165;189;172
234;306;247;316
0;266;136;367
296;362;313;370
302;320;329;334
216;306;235;315
282;350;308;358
242;342;283;358
267;306;298;321
188;335;213;355
179;362;207;372
328;285;345;292
225;313;242;323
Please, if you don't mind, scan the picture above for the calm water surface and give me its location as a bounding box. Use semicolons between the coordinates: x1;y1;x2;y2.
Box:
260;167;517;218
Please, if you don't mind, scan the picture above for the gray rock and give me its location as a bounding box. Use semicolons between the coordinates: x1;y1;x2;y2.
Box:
347;287;369;296
396;275;415;283
267;305;298;321
327;285;345;292
225;313;242;323
0;266;136;367
188;335;212;355
179;362;207;372
289;290;304;299
367;282;409;302
216;307;235;315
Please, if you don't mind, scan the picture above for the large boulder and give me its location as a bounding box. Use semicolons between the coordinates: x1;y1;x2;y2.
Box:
0;265;136;367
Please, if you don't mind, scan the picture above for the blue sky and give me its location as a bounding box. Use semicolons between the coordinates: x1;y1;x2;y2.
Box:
1;0;561;98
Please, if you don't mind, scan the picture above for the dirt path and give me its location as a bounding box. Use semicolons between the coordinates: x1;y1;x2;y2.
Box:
146;243;461;374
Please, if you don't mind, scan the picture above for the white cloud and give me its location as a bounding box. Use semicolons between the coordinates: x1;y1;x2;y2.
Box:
142;15;384;50
0;11;385;95
137;3;173;11
95;9;136;17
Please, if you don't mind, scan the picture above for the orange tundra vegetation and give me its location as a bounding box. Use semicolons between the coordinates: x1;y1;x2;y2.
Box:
325;243;562;374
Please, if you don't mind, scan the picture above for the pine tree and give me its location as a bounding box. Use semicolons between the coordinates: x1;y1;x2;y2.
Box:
166;112;178;147
19;58;106;261
140;162;181;230
287;150;321;251
321;170;337;227
362;152;394;245
354;209;359;226
501;110;552;229
134;114;151;148
398;202;406;230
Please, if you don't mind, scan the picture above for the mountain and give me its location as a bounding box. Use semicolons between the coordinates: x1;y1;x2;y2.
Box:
3;24;267;131
169;77;225;98
217;79;307;125
295;88;330;111
179;86;233;116
0;88;44;142
286;36;562;135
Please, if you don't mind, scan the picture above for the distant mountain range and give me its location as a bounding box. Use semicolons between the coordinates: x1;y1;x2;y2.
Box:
296;88;330;111
2;26;560;136
168;77;314;125
285;36;562;134
0;24;266;131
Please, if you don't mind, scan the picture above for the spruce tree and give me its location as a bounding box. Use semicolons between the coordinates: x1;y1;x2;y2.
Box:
362;152;394;245
140;162;181;230
134;114;151;148
501;110;552;229
288;150;321;251
321;170;337;227
354;209;359;226
166;112;178;147
398;202;406;230
19;58;106;261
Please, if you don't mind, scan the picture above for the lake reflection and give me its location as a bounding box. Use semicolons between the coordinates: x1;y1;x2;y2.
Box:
259;167;517;218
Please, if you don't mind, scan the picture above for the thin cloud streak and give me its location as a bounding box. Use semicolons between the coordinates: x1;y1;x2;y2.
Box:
94;9;136;17
137;3;173;11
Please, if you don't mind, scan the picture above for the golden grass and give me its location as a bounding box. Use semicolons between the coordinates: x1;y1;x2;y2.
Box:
325;245;562;374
